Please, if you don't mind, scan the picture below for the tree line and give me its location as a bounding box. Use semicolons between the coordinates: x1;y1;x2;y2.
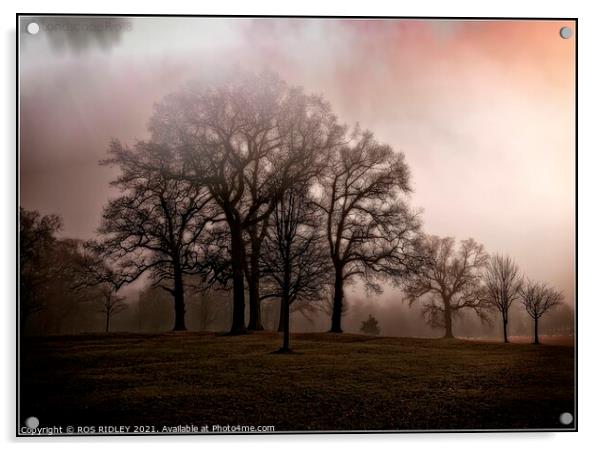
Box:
19;71;566;349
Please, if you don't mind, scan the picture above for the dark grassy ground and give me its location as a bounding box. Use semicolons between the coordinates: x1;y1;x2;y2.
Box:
19;332;574;432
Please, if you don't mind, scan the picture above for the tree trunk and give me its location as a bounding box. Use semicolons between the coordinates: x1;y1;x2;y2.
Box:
533;317;539;344
105;312;110;333
502;315;509;343
329;265;344;333
281;294;290;352
278;297;286;332
229;227;247;335
247;245;263;331
172;264;186;331
279;263;292;352
443;299;454;338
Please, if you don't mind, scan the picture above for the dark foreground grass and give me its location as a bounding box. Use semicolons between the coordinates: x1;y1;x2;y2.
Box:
19;332;574;432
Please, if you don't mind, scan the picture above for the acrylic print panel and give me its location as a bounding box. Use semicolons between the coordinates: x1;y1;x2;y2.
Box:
17;16;576;434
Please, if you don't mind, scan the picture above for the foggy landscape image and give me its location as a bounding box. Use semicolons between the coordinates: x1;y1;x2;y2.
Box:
18;16;575;433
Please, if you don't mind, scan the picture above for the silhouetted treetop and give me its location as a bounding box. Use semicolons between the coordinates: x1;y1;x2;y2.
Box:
94;139;220;331
519;280;563;344
315;128;422;333
404;236;490;338
146;70;345;334
483;254;523;343
20;208;64;328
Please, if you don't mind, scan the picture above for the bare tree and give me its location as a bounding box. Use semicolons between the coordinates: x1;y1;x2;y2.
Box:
20;217;96;336
97;284;127;332
482;254;523;343
260;185;331;352
149;71;342;334
94;140;217;331
404;236;490;338
519;280;563;344
74;244;129;333
315;129;422;333
19;208;63;331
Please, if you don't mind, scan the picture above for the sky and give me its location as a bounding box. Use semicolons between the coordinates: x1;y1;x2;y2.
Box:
19;17;576;307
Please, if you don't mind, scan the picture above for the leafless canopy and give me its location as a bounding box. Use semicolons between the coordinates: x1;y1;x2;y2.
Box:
260;183;331;350
482;254;523;342
90;139;220;330
148;70;344;334
96;285;127;333
520;280;563;320
261;185;331;306
519;280;563;344
404;236;490;338
315;129;422;332
97;140;217;287
19;208;63;324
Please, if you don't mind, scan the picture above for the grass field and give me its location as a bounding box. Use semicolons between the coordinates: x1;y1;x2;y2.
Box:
19;332;575;432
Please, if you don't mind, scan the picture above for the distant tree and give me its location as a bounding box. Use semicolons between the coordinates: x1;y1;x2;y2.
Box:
519;280;563;344
315;130;422;333
261;185;331;352
94;140;217;331
19;208;63;331
195;294;220;331
360;314;381;336
75;243;129;332
482;255;523;343
136;285;174;332
21;229;99;335
180;275;227;332
47;239;99;333
540;302;574;336
149;71;342;334
405;236;490;338
96;284;127;332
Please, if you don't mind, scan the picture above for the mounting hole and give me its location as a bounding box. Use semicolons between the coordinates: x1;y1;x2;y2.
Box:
25;416;39;428
27;22;40;35
559;412;573;425
559;27;573;39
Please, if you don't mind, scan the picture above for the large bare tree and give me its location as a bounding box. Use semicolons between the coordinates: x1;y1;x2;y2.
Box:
94;140;217;331
260;185;331;352
149;71;342;334
405;236;490;338
483;255;523;343
315;130;421;333
519;280;563;344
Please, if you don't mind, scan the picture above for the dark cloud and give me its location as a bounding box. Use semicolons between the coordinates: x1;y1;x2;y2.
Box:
21;17;132;53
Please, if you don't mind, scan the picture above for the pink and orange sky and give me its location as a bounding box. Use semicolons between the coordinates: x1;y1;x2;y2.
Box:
19;18;575;306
